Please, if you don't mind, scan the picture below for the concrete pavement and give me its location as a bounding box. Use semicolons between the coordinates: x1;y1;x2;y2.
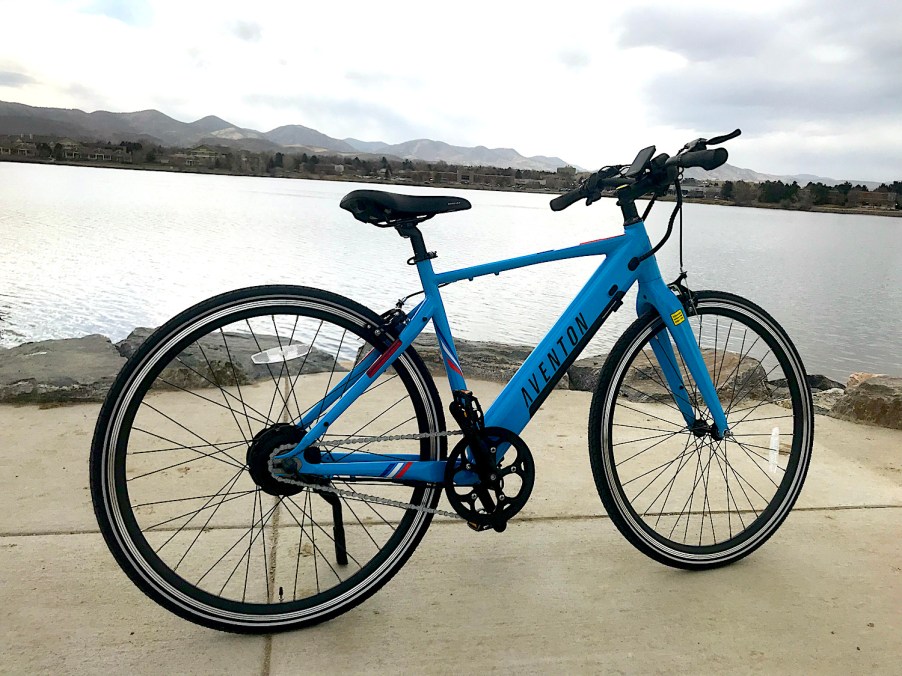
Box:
1;382;900;674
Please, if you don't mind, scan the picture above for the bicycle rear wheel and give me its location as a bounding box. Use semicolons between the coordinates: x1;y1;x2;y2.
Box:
91;285;446;632
588;290;813;569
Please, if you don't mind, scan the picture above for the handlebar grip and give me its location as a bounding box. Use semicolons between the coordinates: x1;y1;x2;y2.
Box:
676;147;728;171
550;187;586;212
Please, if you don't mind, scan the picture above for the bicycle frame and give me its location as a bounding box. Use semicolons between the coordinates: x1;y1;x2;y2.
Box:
275;217;730;483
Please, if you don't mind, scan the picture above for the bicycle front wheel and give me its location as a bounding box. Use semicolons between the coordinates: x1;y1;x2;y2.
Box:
588;290;813;569
91;285;446;632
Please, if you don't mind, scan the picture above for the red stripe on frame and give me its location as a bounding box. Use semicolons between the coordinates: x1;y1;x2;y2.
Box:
367;340;402;377
580;235;620;245
446;359;464;376
395;462;413;479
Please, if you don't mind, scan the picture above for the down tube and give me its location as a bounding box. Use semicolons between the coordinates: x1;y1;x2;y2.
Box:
483;241;640;434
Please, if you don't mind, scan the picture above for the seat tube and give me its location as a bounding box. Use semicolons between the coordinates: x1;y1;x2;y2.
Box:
414;256;468;392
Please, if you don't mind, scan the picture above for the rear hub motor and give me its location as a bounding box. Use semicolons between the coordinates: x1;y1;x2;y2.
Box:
246;423;306;496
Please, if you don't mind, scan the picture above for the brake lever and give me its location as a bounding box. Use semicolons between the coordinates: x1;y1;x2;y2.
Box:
682;137;708;152
706;129;742;146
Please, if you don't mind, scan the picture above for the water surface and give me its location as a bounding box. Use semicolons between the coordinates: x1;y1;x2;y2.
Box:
1;163;900;381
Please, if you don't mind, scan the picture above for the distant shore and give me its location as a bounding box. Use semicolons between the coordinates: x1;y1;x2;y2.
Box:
2;155;900;218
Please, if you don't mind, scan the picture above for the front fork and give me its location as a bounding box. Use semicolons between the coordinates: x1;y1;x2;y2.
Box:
639;278;729;439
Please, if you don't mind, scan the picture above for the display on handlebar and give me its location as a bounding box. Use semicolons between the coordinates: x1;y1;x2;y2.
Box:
624;145;656;178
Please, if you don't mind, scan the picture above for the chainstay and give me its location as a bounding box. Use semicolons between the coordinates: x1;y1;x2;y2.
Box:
314;429;463;449
270;430;465;520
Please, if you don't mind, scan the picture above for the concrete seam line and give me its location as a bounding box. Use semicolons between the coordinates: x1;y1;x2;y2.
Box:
4;504;902;538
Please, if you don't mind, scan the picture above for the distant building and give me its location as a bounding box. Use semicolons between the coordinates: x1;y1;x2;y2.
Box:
185;145;222;166
848;190;896;209
14;141;37;157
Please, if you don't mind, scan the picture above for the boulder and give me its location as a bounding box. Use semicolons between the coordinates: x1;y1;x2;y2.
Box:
568;354;608;392
567;348;768;404
0;335;126;403
812;387;845;415
410;334;569;388
115;327;156;359
846;372;885;390
829;376;902;430
117;328;344;391
772;374;845;392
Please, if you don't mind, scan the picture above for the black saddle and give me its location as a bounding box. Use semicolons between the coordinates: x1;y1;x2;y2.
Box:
340;190;471;227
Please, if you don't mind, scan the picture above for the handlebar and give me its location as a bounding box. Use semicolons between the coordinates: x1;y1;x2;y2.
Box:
550;129;739;211
549;189;588;212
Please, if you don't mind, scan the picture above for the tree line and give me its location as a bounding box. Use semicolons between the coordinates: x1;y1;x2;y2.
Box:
719;179;901;209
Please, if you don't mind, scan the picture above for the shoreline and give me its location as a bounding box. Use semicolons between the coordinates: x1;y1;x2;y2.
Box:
1;330;899;430
3;155;900;219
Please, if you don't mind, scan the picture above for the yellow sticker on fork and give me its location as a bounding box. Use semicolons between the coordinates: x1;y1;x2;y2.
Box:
671;309;686;325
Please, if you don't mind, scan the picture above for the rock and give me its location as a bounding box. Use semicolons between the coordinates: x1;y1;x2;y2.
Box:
829;376;902;430
115;327;156;359
410;334;569;388
812;387;845;414
0;335;126;404
117;328;344;391
567;348;768;404
568;355;608;392
772;374;845;392
846;372;885;390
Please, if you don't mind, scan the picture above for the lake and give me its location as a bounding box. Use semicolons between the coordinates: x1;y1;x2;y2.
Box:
1;162;900;382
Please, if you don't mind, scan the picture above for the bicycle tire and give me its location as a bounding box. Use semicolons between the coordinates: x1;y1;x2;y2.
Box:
588;290;813;569
91;285;446;632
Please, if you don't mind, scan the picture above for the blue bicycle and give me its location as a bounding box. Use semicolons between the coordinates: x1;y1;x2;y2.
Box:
91;130;814;632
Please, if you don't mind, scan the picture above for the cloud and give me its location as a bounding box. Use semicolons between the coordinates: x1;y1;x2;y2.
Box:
84;0;152;26
618;1;902;127
612;0;902;178
617;8;772;61
231;20;263;42
0;71;36;87
557;49;591;70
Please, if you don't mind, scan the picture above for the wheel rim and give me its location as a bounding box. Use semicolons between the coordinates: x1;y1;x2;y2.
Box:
100;296;441;625
602;298;811;559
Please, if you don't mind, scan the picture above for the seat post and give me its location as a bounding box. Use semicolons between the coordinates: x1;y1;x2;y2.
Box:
396;222;437;264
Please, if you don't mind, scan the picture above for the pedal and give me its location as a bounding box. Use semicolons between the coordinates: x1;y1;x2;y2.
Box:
466;520;506;533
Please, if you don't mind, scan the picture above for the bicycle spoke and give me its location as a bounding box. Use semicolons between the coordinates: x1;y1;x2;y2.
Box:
130;440;247;455
128;429;245;478
642;433;694;522
135;404;246;468
197;335;254;443
171;354;273;425
617;428;690;465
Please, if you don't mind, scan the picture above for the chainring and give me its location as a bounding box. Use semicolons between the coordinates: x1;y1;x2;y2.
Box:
443;426;535;531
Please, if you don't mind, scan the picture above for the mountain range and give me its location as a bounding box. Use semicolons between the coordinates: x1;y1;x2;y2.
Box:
0;100;569;172
0;100;882;188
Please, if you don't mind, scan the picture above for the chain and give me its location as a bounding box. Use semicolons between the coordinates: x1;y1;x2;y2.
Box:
315;429;463;449
269;430;466;520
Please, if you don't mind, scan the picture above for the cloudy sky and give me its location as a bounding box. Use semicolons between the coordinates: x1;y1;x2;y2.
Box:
2;0;900;182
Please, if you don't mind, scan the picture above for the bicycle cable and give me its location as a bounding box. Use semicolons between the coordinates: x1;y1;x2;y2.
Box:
675;177;685;273
396;282;450;309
